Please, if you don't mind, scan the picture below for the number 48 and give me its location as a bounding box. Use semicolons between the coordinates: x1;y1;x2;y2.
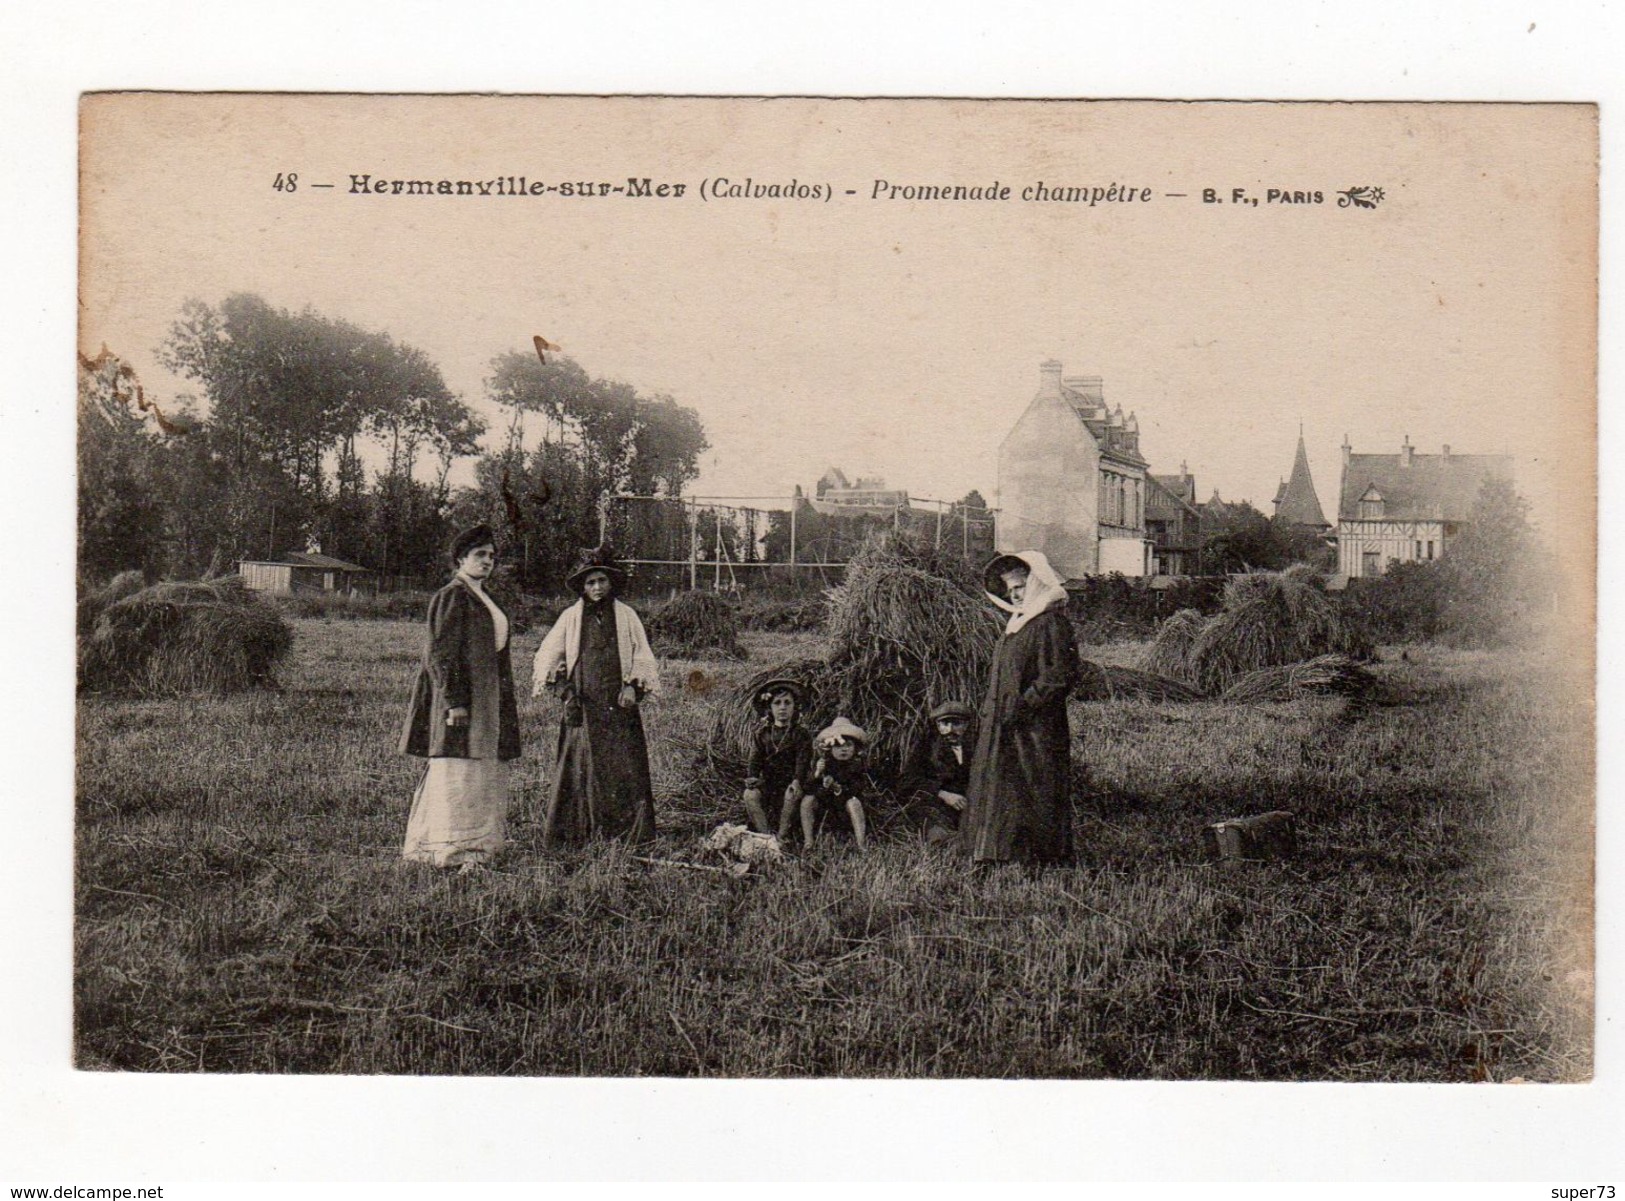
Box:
273;172;298;192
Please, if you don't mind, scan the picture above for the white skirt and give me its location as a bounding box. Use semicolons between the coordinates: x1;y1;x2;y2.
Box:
402;757;511;867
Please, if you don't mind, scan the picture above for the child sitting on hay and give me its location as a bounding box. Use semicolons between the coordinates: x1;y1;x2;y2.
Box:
741;678;812;840
900;700;975;844
801;717;873;851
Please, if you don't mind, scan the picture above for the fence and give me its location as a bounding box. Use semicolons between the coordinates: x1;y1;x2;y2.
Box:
600;493;997;591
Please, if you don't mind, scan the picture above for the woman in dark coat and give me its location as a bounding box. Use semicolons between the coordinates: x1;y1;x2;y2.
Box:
532;547;661;845
399;524;522;869
962;550;1079;867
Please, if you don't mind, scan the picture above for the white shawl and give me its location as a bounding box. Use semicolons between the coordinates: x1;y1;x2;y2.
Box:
532;598;662;697
986;549;1070;636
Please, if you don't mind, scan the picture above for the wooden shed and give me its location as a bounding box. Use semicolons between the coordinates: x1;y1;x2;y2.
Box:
240;551;372;595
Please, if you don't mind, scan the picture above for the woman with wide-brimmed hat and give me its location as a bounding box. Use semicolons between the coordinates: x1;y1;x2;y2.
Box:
398;524;523;871
962;550;1079;867
532;546;660;845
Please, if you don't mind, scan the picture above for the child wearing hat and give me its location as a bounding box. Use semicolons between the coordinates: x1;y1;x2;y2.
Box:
742;678;813;839
900;700;976;844
800;716;873;850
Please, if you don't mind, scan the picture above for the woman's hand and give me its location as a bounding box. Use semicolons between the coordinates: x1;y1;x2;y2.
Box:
617;683;640;709
446;706;470;728
937;790;967;812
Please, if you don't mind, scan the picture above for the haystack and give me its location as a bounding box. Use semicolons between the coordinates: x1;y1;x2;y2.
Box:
1139;568;1370;696
1076;660;1206;703
1140;607;1206;682
79;575;293;696
77;570;147;638
705;532;999;782
1218;654;1378;704
647;590;747;660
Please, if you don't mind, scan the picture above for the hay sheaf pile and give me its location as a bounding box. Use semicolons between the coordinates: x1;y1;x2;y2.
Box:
79;575;294;696
706;533;999;782
1125;567;1375;702
648;590;747;660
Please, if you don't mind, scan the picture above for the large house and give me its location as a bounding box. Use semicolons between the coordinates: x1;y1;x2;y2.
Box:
1146;465;1203;576
1335;437;1513;577
997;359;1150;580
811;467;910;516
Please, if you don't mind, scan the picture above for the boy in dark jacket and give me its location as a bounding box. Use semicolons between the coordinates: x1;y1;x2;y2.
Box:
901;700;975;844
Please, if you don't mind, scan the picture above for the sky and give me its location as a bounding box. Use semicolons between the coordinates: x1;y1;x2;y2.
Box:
80;97;1594;552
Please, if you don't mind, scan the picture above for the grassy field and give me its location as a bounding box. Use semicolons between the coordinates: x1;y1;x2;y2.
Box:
74;619;1592;1079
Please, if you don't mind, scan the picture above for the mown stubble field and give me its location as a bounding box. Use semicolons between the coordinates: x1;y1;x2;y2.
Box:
74;618;1592;1079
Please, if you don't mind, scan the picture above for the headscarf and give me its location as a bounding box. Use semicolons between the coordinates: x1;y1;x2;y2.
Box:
984;549;1069;636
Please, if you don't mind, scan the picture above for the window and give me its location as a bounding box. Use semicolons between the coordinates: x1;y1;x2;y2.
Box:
1415;540;1423;559
1362;550;1381;576
1427;540;1435;560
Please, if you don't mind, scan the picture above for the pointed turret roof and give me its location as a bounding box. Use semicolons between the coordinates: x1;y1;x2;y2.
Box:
1274;429;1330;528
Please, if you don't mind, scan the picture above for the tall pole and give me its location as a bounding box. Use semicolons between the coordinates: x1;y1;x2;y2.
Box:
714;510;723;590
688;500;698;590
789;493;798;580
935;501;943;549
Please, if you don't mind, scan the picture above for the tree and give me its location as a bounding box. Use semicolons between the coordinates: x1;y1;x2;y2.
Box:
77;351;167;581
1437;475;1546;644
157;294;482;567
471;351;709;585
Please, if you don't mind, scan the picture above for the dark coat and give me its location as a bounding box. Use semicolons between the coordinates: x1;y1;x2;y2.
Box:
399;578;522;761
747;721;813;801
962;605;1078;864
901;728;973;831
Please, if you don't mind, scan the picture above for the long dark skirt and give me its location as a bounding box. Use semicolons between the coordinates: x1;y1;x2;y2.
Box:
962;606;1078;865
543;704;657;845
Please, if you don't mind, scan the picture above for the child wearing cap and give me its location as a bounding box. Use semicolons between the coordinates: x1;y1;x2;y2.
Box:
742;678;813;839
901;700;975;844
800;716;873;850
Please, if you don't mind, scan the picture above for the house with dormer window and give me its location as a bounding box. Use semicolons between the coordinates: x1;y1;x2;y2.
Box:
996;359;1151;580
1335;437;1513;577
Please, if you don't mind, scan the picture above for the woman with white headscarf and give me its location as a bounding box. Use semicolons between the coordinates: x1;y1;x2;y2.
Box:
963;550;1080;866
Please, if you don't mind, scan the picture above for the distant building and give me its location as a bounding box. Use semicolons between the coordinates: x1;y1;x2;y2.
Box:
996;359;1151;580
1146;464;1203;576
1335;437;1514;577
810;467;909;515
1272;428;1331;530
240;550;372;595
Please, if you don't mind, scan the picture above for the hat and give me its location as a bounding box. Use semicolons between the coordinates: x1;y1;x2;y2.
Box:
449;523;497;567
565;545;628;594
752;678;806;710
815;716;868;748
929;700;974;722
983;552;1031;599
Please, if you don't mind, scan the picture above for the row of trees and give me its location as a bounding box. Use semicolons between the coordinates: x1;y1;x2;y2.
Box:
78;295;709;588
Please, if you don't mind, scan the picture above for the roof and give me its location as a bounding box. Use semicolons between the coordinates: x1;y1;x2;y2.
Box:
1056;381;1148;469
1275;433;1330;527
281;551;371;572
1146;473;1200;520
1337;451;1513;522
1150;472;1197;505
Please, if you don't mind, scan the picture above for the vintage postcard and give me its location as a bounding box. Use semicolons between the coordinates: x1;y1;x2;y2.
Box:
73;95;1595;1096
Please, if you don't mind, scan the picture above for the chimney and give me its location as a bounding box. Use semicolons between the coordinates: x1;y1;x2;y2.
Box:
1341;434;1352;468
1064;373;1105;404
1038;359;1064;398
1401;435;1414;468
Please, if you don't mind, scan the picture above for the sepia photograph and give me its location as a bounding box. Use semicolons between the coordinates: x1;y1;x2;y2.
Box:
70;94;1597;1089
